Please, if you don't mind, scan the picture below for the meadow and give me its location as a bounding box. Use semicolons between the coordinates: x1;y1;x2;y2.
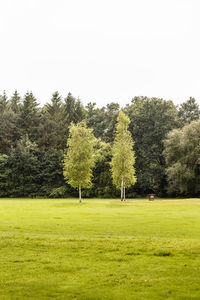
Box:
0;198;199;299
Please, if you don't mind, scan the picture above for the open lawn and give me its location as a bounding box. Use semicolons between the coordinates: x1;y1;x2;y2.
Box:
0;198;200;299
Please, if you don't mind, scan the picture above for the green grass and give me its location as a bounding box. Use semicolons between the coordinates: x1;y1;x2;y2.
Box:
0;198;200;299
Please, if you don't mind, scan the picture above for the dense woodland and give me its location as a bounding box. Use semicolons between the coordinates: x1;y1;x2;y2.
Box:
0;90;199;198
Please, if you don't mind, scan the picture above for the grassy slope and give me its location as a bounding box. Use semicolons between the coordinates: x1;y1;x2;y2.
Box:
0;198;200;299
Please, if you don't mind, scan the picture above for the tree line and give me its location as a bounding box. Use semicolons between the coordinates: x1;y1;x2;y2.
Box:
0;90;199;198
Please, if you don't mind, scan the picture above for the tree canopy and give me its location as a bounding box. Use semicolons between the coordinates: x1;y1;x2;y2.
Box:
163;120;200;196
63;121;96;202
111;111;136;200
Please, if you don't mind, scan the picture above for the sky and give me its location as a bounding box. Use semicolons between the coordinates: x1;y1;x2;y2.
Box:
0;0;200;107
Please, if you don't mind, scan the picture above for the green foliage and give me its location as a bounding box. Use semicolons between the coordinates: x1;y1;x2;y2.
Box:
86;102;107;139
37;149;66;196
39;92;67;150
18;92;41;142
64;92;86;126
63;122;96;194
0;91;8;112
8;136;41;197
111;111;136;190
163;120;200;195
178;97;200;126
9;90;21;113
49;186;68;198
0;154;11;196
103;103;120;142
0;89;199;198
0;107;19;154
90;139;116;197
0;91;21;154
86;102;120;142
126;97;179;195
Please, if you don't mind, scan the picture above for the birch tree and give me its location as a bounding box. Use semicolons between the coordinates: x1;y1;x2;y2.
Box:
63;121;96;203
111;110;136;201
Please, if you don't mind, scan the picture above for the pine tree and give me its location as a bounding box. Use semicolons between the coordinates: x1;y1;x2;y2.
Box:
39;91;67;150
64;92;85;126
0;91;8;112
45;91;63;116
111;110;136;201
8;136;41;196
19;92;40;141
0;91;20;154
9;90;21;113
0;154;11;196
63;121;96;203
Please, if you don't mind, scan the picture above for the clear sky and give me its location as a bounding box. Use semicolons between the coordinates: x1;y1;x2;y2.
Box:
0;0;199;107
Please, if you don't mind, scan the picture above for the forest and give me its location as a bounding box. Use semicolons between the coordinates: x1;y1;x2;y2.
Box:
0;90;199;198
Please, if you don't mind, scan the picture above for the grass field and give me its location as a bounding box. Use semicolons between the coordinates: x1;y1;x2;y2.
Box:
0;198;200;299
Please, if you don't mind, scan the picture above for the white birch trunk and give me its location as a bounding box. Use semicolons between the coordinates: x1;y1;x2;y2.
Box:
121;176;123;201
123;184;126;201
79;184;82;203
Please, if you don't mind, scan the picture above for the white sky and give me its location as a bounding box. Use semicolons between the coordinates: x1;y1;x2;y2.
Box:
0;0;200;107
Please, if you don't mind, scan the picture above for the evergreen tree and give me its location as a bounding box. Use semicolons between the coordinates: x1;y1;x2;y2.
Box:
8;136;41;196
0;91;8;112
19;92;40;141
111;111;136;201
46;91;62;114
64;92;85;126
0;108;18;154
63;121;96;202
37;149;66;196
0;154;11;196
9;90;21;113
39;91;67;150
0;92;20;154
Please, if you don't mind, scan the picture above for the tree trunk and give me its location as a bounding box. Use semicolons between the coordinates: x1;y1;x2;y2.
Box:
121;177;123;201
79;185;82;203
123;184;126;201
